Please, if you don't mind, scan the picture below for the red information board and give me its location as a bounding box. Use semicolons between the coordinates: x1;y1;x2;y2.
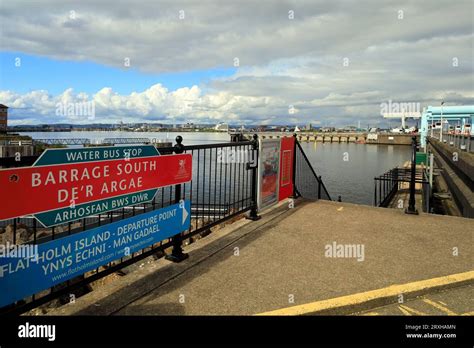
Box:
278;136;295;201
0;154;192;220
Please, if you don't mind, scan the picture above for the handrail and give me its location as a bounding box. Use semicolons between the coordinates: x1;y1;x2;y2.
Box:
295;140;332;201
374;167;430;211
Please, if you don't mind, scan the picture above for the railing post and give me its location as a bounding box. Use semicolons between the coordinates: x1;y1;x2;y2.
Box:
405;136;419;215
317;175;322;199
247;134;261;221
165;135;189;262
429;153;434;189
374;179;377;206
290;133;298;199
425;181;430;213
394;167;399;194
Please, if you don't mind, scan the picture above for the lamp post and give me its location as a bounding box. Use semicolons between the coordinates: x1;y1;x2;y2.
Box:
405;136;419;215
440;101;444;142
430;113;434;137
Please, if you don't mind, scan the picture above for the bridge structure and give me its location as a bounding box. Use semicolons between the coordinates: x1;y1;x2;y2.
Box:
31;138;160;146
231;131;416;145
382;111;422;129
420;105;474;148
33;138;91;145
102;138;152;145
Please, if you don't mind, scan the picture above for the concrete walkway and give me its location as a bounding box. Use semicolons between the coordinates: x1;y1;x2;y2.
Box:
50;200;474;315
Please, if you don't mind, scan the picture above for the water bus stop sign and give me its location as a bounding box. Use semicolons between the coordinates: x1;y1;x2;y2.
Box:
33;145;161;166
0;145;192;222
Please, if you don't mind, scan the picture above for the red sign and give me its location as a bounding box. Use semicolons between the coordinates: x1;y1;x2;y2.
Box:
0;154;192;220
278;136;294;201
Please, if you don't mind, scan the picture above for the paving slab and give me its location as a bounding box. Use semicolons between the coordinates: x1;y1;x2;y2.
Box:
111;200;473;315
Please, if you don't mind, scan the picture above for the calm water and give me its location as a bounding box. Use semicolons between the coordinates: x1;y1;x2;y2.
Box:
21;132;411;206
299;142;411;205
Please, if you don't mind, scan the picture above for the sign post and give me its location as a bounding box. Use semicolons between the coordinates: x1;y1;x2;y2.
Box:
165;135;189;262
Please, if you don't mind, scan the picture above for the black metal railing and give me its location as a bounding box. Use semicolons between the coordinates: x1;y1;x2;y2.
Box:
180;140;256;236
0;133;331;314
293;138;331;201
374;168;400;208
0;137;257;314
374;167;430;212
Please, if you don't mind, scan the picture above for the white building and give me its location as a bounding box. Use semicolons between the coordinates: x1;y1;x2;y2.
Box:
214;123;229;132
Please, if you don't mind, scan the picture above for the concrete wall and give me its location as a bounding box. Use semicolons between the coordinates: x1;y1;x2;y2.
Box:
429;138;474;218
0;145;35;158
375;134;415;145
429;138;473;188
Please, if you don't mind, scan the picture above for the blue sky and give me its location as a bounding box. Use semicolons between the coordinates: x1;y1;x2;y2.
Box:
0;1;472;126
0;52;236;95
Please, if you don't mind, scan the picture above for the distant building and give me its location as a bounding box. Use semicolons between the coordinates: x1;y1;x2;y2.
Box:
336;125;357;132
321;127;335;133
214;123;229;132
182;122;196;129
0;104;8;133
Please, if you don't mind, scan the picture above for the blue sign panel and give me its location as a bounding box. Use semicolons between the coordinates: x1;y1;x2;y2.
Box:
34;145;160;166
0;200;190;308
34;189;158;227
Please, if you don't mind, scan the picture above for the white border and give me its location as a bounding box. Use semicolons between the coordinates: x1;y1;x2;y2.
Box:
257;138;281;211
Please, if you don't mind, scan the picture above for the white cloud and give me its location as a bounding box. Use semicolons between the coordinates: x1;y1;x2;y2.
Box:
1;84;280;125
2;1;472;73
1;0;473;125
